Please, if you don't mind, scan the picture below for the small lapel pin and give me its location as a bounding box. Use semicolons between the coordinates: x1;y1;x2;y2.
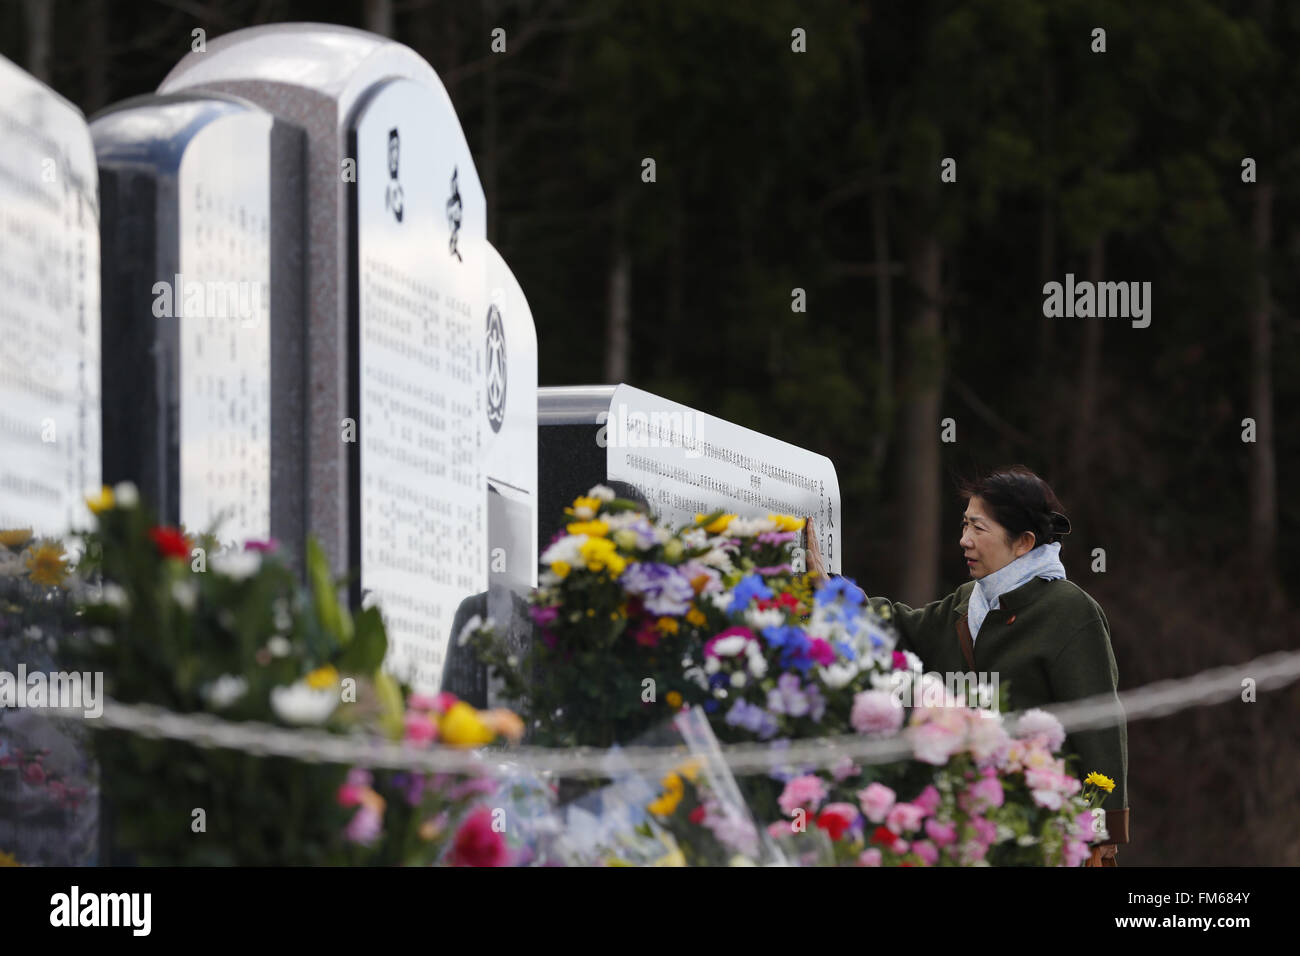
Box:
1007;615;1016;625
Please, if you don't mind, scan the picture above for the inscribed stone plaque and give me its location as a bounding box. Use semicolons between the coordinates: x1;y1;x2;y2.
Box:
92;93;303;554
0;55;101;536
350;77;487;691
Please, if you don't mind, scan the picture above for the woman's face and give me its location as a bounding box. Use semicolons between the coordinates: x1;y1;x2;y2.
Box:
959;497;1032;579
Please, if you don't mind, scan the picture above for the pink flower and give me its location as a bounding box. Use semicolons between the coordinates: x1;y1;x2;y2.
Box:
970;816;998;845
857;782;896;823
858;848;883;867
450;807;511;866
767;820;797;839
831;756;860;781
1063;839;1092;868
448;776;499;801
961;776;1004;815
22;763;45;785
243;538;279;553
778;774;828;816
885;802;926;835
912;840;939;866
914;784;941;815
850;690;904;735
910;722;965;765
404;712;439;745
344;805;383;845
925;818;957;846
434;692;460;714
1015;708;1066;751
807;637;836;667
704;627;756;659
967;715;1011;764
408;693;441;711
892;651;909;670
47;780;66;802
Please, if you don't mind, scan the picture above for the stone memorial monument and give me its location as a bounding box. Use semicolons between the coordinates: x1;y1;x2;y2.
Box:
158;25;537;691
0;55;101;538
539;384;842;573
92;93;305;557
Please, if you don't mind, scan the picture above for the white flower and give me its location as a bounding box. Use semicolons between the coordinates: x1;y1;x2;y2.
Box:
98;582;129;609
0;551;25;576
725;516;777;537
819;662;858;689
171;579;198;611
540;534;588;566
212;549;262;581
684;666;708;690
744;607;784;631
730;671;747;689
680;528;709;550
704;656;721;675
203;674;248;710
588;484;616;502
709;635;749;657
707;591;734;612
112;481;140;508
23;625;42;642
457;614;494;646
746;653;768;679
571;504;596;520
267;636;292;658
903;650;924;672
699;548;735;574
271;681;338;725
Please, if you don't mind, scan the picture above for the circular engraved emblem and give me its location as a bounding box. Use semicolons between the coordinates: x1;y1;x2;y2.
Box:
486;304;507;433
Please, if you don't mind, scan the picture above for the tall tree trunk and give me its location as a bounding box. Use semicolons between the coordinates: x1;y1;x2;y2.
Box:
23;0;51;83
364;0;393;37
1248;179;1277;582
604;194;631;383
898;236;943;605
869;180;894;478
1069;236;1105;508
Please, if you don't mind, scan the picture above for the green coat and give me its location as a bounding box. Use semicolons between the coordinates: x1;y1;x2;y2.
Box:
866;576;1129;842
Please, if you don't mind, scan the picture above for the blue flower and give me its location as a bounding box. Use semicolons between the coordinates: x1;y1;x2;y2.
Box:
815;575;866;607
728;573;774;614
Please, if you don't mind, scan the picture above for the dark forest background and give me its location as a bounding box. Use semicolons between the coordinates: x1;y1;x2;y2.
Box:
3;0;1298;865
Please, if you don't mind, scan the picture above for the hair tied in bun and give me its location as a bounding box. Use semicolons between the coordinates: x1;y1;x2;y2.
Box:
1048;511;1072;537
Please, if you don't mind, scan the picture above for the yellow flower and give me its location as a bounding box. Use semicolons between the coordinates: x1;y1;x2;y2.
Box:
86;486;115;515
650;847;687;867
0;849;20;866
566;496;602;520
647;774;684;816
25;543;67;589
551;560;571;579
769;514;805;533
0;529;33;551
566;519;609;537
675;759;703;783
305;665;339;689
665;691;683;709
685;607;706;627
1084;771;1115;793
662;539;684;562
695;513;735;534
612;528;639;551
579;537;626;577
655;617;679;635
439;701;496;747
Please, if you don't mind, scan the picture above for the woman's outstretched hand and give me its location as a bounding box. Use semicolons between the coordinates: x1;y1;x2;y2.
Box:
804;515;827;578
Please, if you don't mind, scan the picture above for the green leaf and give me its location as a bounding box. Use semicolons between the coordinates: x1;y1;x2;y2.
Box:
306;537;352;646
339;605;387;674
374;670;405;741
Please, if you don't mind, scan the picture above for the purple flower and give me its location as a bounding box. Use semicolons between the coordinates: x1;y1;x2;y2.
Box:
757;530;800;546
529;605;559;626
620;562;695;615
243;538;279;553
725;699;778;739
767;673;811;717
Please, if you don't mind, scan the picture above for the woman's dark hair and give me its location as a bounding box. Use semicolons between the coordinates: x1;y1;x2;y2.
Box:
958;466;1071;549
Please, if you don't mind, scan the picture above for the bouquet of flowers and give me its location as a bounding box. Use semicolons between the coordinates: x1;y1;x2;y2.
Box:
61;485;518;865
472;488;1100;866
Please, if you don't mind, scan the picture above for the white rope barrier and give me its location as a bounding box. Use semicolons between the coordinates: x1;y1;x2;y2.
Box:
41;648;1300;780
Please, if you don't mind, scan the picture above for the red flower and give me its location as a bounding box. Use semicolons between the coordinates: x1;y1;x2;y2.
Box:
758;593;800;613
871;825;899;850
634;623;660;648
149;526;191;560
689;805;708;825
817;809;852;841
449;807;511;867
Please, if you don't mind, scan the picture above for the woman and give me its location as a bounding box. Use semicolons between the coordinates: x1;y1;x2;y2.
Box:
817;466;1128;866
